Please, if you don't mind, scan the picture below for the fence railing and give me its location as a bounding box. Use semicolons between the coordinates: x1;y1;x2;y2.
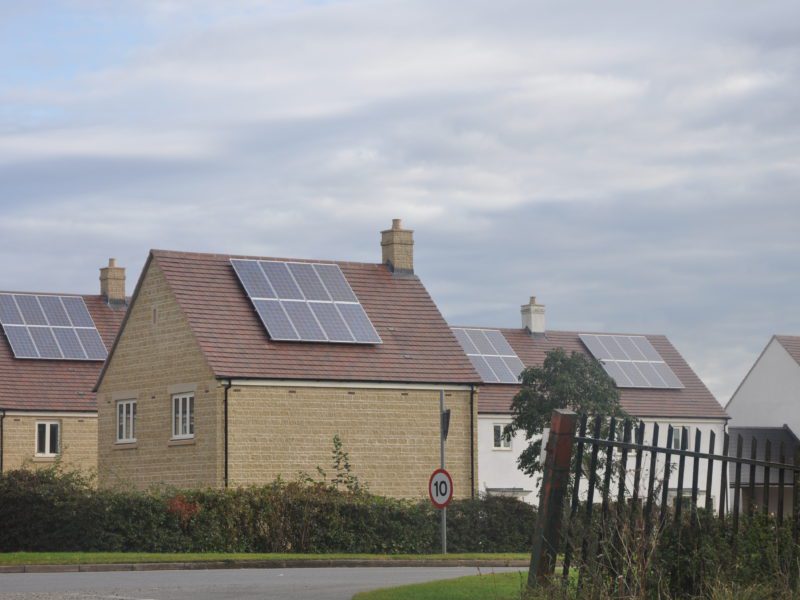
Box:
529;409;800;588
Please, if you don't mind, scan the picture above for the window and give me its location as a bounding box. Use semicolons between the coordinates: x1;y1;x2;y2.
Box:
671;426;692;450
36;421;60;456
493;424;511;449
172;393;195;439
116;400;137;442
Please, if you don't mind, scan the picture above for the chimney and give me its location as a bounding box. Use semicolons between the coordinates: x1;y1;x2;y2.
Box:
521;295;545;334
100;258;126;305
381;218;414;274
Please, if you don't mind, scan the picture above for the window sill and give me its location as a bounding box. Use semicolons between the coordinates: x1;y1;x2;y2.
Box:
33;456;58;462
492;447;513;452
168;437;196;447
114;441;138;450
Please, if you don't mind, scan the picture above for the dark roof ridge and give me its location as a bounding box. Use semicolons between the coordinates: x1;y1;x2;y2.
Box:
452;325;672;339
0;290;106;298
150;248;386;269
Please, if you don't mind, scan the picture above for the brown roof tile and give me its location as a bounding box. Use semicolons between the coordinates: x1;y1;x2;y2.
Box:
471;328;727;420
0;294;126;412
776;335;800;367
151;250;480;384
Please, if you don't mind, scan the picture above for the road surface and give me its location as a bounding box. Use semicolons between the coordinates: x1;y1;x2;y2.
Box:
0;566;525;600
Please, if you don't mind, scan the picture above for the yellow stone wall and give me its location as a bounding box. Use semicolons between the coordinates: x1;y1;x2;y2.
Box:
1;413;97;474
96;259;222;489
228;384;476;499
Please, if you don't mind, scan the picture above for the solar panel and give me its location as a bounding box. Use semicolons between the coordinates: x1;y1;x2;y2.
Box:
4;325;38;358
76;328;108;361
452;327;525;384
254;299;298;341
337;303;381;344
0;294;108;361
230;260;275;299
578;333;683;389
231;259;382;345
282;301;327;341
310;302;354;342
53;328;87;360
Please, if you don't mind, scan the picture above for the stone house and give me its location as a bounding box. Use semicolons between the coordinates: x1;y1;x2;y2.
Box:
453;296;729;506
0;260;127;474
95;221;480;497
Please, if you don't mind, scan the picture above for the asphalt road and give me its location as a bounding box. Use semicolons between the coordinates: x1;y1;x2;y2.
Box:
0;566;525;600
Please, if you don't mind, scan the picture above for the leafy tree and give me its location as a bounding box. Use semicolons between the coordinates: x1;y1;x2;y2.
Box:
506;347;626;476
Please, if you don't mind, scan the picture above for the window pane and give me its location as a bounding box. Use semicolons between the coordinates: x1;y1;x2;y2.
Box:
118;404;124;440
37;424;46;454
494;425;501;447
174;398;180;437
131;403;136;439
181;397;188;435
188;397;194;435
50;424;59;454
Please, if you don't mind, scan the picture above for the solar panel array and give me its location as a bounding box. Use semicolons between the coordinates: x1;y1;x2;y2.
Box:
231;259;382;344
578;334;683;389
0;294;108;361
451;328;525;384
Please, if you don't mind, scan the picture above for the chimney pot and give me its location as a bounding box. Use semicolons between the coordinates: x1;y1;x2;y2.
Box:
381;218;414;274
100;258;126;306
521;295;546;334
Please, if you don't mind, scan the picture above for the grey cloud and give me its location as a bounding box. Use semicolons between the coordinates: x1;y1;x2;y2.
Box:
1;0;799;403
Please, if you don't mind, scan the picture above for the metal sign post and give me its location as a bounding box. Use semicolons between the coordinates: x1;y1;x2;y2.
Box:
429;391;453;554
440;390;447;554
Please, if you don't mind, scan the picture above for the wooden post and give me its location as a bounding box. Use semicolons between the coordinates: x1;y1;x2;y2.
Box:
529;409;578;587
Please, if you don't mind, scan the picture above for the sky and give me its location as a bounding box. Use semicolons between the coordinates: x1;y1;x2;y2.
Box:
1;1;799;405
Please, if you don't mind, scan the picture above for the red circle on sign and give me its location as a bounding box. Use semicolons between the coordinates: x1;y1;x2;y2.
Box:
428;468;454;508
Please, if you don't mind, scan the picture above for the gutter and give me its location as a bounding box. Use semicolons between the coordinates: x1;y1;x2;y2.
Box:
0;409;5;473
223;380;231;488
470;385;476;499
0;408;6;475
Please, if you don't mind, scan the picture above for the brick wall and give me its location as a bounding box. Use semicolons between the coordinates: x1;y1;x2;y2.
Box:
97;259;222;489
228;384;477;499
2;413;97;473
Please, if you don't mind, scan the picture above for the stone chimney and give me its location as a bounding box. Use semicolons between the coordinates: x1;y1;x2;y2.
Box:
521;295;545;334
381;218;414;274
100;258;126;306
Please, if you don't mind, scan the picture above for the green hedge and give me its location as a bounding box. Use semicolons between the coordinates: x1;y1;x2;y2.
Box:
0;469;536;553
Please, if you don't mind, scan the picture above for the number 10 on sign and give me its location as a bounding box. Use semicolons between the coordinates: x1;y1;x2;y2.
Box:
429;468;453;509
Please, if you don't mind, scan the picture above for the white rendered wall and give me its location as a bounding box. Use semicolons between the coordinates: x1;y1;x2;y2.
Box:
478;414;726;508
726;338;800;434
478;414;541;504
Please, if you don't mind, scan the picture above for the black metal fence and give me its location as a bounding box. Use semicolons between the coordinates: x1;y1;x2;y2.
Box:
530;409;800;588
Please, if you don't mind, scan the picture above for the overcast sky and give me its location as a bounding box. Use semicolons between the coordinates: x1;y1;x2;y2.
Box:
2;1;799;404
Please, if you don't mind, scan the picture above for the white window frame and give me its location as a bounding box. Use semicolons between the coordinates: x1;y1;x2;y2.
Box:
672;426;692;450
493;423;512;450
116;399;137;443
35;421;60;457
172;393;195;440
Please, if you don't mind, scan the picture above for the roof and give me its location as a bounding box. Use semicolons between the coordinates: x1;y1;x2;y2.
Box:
776;335;800;366
115;249;479;385
469;328;728;420
727;425;798;485
0;294;126;412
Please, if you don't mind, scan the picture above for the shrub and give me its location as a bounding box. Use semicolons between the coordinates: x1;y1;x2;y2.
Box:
0;467;536;554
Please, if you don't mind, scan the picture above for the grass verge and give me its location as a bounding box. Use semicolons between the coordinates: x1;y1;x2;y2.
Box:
352;571;527;600
0;552;528;566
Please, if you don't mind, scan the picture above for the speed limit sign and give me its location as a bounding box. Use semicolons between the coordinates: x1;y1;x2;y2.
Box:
428;468;454;508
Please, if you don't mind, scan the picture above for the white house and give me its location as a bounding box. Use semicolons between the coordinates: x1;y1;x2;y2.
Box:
726;336;800;434
453;297;729;506
725;335;800;512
